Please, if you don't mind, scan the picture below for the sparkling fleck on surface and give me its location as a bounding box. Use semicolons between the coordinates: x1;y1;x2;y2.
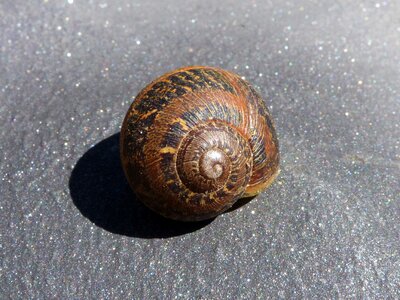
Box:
1;0;399;298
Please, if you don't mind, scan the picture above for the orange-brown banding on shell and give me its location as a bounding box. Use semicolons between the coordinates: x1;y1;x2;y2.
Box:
120;66;279;221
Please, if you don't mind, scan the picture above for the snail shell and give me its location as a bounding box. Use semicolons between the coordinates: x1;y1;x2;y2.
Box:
120;66;279;221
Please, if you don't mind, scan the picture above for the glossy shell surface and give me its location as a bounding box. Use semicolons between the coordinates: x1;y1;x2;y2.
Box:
120;66;279;221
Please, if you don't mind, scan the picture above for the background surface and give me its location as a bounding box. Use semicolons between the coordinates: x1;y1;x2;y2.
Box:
1;0;399;298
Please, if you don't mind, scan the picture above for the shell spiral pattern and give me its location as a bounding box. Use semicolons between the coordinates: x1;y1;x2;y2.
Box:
120;66;279;221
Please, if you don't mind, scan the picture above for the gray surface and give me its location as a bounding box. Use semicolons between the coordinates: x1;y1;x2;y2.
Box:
1;0;400;298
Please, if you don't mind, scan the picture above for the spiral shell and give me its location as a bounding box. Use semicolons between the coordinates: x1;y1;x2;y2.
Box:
120;66;279;221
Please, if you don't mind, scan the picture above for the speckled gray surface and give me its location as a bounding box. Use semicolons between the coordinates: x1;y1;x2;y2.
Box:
1;0;400;298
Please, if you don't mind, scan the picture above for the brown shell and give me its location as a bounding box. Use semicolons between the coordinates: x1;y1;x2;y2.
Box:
120;66;279;221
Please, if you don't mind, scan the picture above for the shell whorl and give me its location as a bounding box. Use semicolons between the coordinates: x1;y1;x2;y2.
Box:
176;120;253;195
120;66;280;221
